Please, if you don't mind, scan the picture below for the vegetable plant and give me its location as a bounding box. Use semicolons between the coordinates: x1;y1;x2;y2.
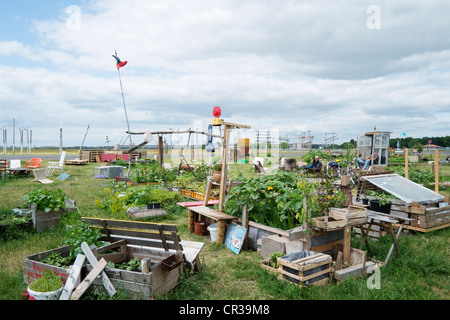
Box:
23;189;68;213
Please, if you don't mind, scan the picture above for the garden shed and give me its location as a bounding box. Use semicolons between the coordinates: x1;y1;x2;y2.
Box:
357;131;391;168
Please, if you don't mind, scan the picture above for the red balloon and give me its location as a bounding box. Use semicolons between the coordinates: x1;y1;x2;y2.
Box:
213;106;221;118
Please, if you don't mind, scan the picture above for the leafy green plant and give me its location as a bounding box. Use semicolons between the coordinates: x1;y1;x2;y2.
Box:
269;252;285;268
364;190;392;206
28;269;63;293
213;163;221;172
63;221;108;262
106;258;142;272
23;189;68;213
224;171;345;230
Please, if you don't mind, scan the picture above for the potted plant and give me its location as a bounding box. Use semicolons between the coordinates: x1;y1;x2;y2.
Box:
27;269;64;300
23;189;69;232
212;163;222;183
365;190;392;214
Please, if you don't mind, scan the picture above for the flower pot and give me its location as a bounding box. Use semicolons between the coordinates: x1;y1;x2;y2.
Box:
213;171;221;183
27;285;63;300
369;200;391;214
194;221;207;236
362;198;369;205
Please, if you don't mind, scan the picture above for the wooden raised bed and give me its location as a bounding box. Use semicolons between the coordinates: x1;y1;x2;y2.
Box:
87;240;182;299
81;217;186;299
32;209;64;232
23;245;80;285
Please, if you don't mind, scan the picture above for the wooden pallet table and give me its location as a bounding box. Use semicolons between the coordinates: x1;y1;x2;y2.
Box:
186;206;237;244
358;210;414;267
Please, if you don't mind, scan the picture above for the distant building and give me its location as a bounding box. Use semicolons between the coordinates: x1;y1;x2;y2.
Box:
423;144;440;150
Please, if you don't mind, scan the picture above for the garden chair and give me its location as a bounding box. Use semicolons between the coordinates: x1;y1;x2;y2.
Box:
26;158;42;170
47;151;66;176
32;168;54;184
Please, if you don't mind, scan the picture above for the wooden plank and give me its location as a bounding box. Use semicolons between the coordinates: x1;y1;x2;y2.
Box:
59;254;86;300
343;227;351;264
81;242;116;297
70;258;107;300
188;206;237;221
82;217;178;233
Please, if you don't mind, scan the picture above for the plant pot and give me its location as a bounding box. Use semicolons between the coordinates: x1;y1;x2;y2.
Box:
147;203;161;209
369;200;391;214
194;221;207;236
213;171;221;183
27;285;63;300
362;198;369;205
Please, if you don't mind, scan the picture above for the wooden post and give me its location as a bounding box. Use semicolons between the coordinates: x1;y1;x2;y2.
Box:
158;136;164;166
435;148;439;193
219;126;230;212
404;148;409;180
343;226;351;265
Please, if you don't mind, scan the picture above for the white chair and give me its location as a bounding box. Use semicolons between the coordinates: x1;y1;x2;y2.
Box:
47;151;66;176
33;168;54;184
10;160;22;170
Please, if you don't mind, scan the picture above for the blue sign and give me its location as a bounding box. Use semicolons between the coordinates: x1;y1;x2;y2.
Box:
224;223;247;254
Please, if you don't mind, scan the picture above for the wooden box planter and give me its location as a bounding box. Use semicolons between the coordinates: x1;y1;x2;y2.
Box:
312;216;347;230
86;240;182;300
261;251;332;287
23;245;80;286
181;189;219;201
32;209;64;232
82;217;186;300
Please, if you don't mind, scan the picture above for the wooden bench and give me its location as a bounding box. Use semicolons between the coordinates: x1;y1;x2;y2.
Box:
186;206;237;244
81;217;204;271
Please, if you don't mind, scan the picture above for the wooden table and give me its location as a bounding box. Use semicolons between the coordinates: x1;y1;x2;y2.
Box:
358;210;414;266
186;206;237;244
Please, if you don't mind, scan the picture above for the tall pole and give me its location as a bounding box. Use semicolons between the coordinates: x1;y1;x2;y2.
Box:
117;68;132;149
12;119;15;155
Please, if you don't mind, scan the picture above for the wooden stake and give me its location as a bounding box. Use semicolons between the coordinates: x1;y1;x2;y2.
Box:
405;148;409;180
435;148;439;193
59;254;86;300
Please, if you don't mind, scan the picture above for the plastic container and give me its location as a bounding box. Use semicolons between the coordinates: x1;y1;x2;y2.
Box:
27;285;63;300
207;223;218;242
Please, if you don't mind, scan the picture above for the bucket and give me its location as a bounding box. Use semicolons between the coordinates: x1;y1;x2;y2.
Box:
194;221;207;236
207;223;218;242
27;286;63;300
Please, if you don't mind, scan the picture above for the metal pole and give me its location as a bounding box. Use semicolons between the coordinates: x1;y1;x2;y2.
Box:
117;68;132;149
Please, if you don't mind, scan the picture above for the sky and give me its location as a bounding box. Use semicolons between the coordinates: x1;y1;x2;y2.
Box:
0;0;449;148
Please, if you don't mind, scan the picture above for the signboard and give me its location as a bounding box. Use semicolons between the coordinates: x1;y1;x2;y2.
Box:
224;223;247;254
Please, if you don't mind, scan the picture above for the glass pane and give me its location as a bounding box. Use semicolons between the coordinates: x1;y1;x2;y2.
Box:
363;174;444;205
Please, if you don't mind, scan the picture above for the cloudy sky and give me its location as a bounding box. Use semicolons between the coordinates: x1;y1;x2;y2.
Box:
0;0;449;148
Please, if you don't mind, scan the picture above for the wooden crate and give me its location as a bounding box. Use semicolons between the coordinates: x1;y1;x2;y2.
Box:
312;216;346;230
82;217;185;299
86;240;182;300
329;206;368;226
32;209;64;232
262;251;332;287
23;245;82;285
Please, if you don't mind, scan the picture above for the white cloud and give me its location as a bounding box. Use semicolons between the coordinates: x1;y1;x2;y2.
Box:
0;0;449;147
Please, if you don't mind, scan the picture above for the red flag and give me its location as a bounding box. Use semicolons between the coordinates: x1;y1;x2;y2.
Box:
112;51;127;69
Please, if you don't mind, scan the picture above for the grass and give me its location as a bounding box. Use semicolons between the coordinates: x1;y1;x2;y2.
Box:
0;155;449;300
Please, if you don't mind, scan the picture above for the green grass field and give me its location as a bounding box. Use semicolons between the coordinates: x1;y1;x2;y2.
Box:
0;154;449;301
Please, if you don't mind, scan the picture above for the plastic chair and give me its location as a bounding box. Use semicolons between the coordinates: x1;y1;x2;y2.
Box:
47;151;66;176
26;158;42;169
